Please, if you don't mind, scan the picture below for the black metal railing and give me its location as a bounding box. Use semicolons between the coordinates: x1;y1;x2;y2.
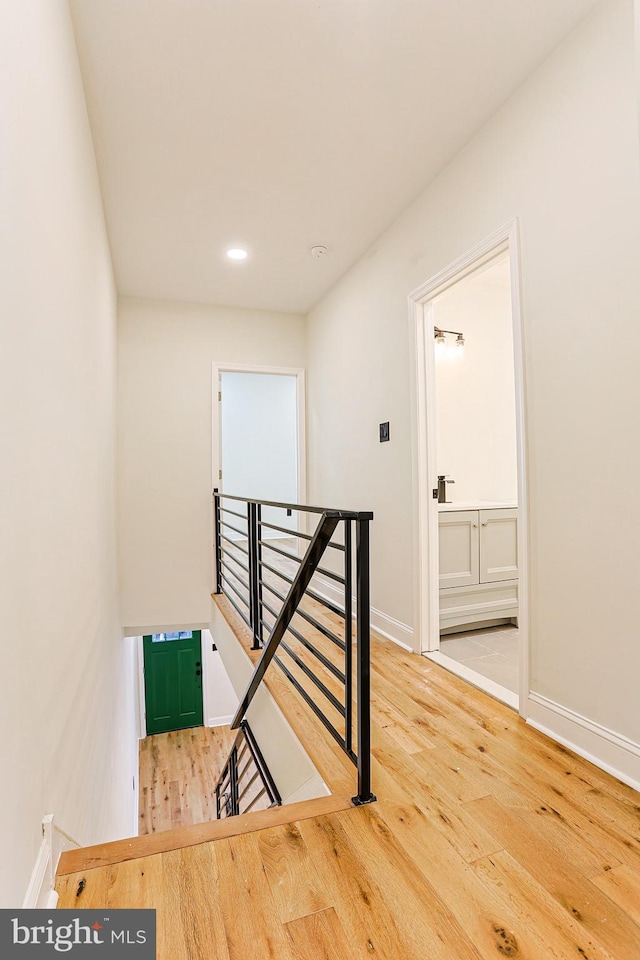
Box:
214;720;281;818
213;489;376;806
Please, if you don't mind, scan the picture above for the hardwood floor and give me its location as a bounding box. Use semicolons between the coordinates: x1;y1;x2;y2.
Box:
57;605;640;959
138;725;236;834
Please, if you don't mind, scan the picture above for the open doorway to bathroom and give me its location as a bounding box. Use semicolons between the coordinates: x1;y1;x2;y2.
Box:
434;252;519;703
409;223;528;714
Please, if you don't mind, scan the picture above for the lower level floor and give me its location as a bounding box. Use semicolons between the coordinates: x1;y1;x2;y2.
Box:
138;725;236;834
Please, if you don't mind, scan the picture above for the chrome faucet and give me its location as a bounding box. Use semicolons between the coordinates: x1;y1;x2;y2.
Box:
437;475;455;504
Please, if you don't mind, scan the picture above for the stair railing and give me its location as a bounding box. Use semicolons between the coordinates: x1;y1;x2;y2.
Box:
213;489;376;806
215;720;281;818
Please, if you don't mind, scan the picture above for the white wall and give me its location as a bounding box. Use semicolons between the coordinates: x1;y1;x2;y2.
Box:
221;371;298;534
118;299;306;631
434;257;517;504
307;0;640;754
203;630;239;727
0;0;137;906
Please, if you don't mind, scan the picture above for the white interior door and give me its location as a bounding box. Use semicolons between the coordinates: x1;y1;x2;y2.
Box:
219;371;300;536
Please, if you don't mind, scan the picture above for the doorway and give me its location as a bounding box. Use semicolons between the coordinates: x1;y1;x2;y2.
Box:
212;363;307;537
408;222;529;715
143;630;203;735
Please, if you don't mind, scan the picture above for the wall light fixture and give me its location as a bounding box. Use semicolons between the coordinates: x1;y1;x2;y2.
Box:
434;327;465;360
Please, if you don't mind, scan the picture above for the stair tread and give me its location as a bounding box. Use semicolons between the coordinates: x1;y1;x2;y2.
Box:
57;794;353;874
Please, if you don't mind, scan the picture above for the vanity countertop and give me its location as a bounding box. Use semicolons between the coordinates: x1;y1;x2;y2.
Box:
438;500;518;513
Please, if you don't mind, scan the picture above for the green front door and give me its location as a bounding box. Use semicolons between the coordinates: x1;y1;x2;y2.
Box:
143;631;203;735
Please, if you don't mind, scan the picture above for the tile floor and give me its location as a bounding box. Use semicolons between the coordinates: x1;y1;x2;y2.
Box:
439;624;519;693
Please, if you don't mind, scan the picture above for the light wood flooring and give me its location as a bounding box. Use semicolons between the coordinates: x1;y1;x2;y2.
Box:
138;725;236;834
57;602;640;960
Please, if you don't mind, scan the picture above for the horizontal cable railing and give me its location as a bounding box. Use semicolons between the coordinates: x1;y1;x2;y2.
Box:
213;488;376;806
214;720;281;819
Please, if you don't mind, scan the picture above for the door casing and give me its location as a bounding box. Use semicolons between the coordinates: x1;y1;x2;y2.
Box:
211;362;306;504
407;219;530;717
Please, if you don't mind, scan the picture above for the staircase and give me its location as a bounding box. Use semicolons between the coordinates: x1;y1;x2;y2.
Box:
55;492;377;955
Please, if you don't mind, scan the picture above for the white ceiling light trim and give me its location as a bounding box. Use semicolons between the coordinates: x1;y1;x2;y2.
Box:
226;248;249;261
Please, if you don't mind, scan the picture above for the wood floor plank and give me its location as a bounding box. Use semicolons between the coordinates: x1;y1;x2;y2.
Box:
371;738;502;862
410;744;494;803
284;907;352;960
411;735;622;878
592;864;640;927
477;761;624;877
375;796;602;960
258;820;332;923
580;786;640;842
161;844;230;960
374;700;436;755
215;833;296;960
413;725;639;876
298;808;483;960
473;850;619;960
465;795;640;959
297;810;434;960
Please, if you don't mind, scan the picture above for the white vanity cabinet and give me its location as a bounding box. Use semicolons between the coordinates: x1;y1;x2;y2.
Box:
438;507;518;632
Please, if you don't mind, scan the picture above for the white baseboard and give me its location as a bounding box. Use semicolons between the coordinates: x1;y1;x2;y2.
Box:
207;714;234;728
370;606;414;652
311;575;414;652
527;692;640;792
23;836;51;909
309;574;347;613
23;815;80;908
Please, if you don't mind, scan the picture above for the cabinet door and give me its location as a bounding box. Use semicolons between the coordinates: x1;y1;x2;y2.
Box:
438;511;480;589
479;509;518;583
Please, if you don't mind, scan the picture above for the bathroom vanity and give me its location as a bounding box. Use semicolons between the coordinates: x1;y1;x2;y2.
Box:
438;502;518;633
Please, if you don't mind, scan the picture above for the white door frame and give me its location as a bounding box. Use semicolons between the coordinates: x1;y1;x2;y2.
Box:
407;219;530;717
211;362;307;510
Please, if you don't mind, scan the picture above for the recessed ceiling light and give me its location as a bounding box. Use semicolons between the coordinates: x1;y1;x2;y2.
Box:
226;247;248;261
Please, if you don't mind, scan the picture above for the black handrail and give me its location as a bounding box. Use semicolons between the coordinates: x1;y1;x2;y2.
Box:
213;488;376;806
215;491;373;520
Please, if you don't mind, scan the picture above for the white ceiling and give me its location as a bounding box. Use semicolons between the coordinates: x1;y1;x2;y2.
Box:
69;0;598;315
